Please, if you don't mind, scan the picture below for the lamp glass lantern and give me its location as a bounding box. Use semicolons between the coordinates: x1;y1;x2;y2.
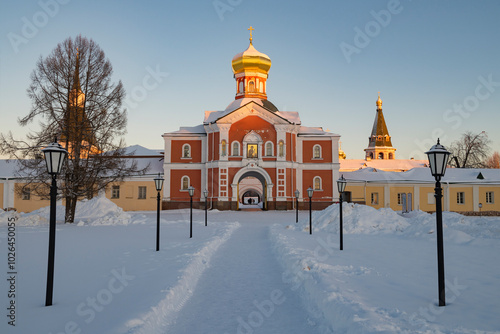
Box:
307;187;314;198
294;189;299;198
203;189;209;199
154;173;164;192
188;186;195;197
425;139;450;180
337;175;347;194
42;142;68;175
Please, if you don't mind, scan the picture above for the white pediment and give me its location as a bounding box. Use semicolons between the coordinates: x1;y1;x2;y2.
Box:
216;101;291;126
243;130;262;143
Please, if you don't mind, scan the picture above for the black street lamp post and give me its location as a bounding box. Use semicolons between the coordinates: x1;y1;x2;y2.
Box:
41;140;68;307
294;189;299;223
307;187;313;235
188;186;195;238
204;189;209;226
337;175;347;251
154;173;164;251
425;138;451;307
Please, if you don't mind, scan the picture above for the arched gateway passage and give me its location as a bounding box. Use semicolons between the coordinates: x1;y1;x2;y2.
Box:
231;167;273;210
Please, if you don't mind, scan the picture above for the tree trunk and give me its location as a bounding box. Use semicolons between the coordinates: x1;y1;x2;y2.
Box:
65;195;77;223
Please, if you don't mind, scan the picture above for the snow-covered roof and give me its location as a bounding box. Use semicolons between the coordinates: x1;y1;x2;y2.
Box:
340;159;427;172
204;98;286;124
275;111;300;124
298;126;339;137
343;167;500;184
0;160;22;179
166;124;207;136
122;145;163;156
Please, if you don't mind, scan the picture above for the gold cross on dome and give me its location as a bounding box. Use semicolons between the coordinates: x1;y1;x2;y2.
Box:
248;26;254;43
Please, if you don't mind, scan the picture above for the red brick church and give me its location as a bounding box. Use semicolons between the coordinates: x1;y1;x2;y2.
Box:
162;29;340;210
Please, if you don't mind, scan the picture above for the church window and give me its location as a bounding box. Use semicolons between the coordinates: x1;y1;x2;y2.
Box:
457;192;465;204
221;140;227;157
371;193;379;205
111;185;120;199
313;177;322;190
232;141;240;156
22;187;31;200
265;142;273;156
182;144;191;158
181;176;190;190
249;81;255;93
313;145;322;159
239;81;243;93
278;141;284;157
260;82;264;93
369;152;374;159
138;186;147;199
388;153;394;159
378;152;384;159
247;144;258;158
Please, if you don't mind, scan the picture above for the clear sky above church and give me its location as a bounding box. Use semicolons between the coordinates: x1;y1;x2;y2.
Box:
1;0;499;159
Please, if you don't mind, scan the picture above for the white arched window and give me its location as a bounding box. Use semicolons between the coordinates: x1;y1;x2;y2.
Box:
313;144;322;159
182;144;191;158
181;176;190;190
265;141;273;156
313;176;322;190
232;141;240;156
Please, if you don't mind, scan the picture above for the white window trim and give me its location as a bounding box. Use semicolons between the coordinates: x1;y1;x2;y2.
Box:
313;176;323;191
181;176;190;191
265;141;274;157
457;192;465;205
312;144;322;159
231;141;240;156
181;144;192;159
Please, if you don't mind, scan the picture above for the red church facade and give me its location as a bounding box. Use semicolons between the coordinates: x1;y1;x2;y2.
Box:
162;34;340;210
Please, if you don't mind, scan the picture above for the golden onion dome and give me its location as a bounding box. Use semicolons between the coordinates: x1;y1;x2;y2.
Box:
376;92;383;108
231;41;271;74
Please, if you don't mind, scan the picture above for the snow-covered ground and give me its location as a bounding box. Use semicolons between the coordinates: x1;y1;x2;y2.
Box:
1;197;499;333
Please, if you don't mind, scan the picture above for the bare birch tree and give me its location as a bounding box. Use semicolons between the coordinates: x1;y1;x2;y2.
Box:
0;35;147;222
448;131;491;168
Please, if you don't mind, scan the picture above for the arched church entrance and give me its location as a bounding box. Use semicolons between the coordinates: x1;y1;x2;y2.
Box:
232;167;273;211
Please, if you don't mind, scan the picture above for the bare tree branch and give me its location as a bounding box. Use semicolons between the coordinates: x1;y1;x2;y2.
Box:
0;35;147;223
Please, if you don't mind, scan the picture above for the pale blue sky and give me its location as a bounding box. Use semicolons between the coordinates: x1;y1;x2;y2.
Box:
1;0;499;159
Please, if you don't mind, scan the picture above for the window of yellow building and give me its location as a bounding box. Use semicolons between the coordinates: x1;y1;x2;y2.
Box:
457;192;465;204
22;187;30;200
111;185;120;199
371;193;379;205
138;186;147;199
486;191;494;204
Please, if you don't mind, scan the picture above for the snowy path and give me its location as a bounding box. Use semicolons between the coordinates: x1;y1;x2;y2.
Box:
166;212;320;334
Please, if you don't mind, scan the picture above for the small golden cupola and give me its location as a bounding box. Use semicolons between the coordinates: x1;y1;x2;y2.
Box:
364;93;396;160
376;92;383;109
231;26;271;100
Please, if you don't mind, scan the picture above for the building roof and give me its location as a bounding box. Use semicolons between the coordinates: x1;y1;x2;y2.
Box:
0;160;22;179
340;159;427;172
343;167;500;185
122;145;163;156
